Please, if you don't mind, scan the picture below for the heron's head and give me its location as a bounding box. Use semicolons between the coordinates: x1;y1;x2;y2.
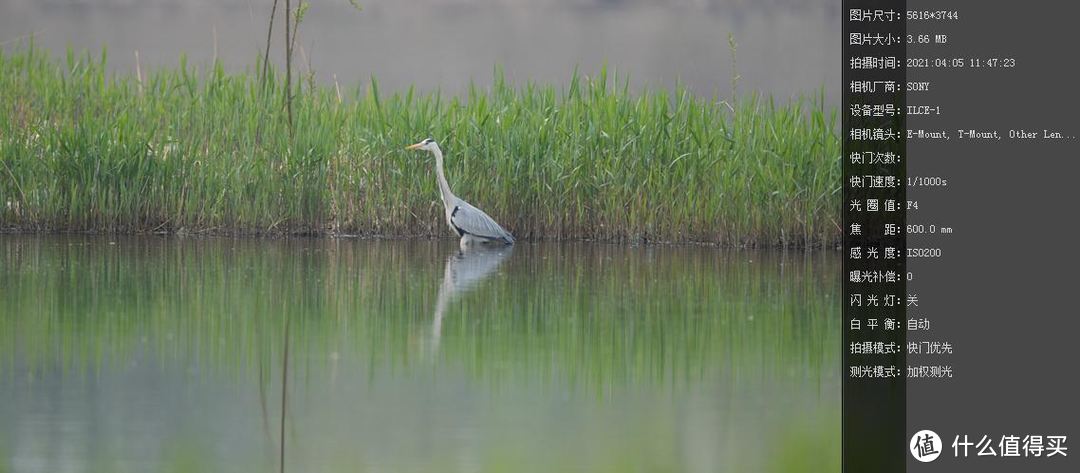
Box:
405;138;438;152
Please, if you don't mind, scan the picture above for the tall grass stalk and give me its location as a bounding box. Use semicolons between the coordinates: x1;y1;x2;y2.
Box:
0;48;840;246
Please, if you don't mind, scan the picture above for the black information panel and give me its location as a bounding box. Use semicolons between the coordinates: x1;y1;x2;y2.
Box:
843;1;907;472
904;1;1079;472
845;2;1079;472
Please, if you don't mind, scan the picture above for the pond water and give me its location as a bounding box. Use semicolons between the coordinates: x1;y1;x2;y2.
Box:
0;0;839;103
0;235;838;473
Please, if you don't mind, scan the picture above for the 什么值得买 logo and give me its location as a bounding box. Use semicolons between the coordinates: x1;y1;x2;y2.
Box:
910;429;942;462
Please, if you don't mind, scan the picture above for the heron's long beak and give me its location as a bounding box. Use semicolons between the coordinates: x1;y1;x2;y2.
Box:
406;142;424;150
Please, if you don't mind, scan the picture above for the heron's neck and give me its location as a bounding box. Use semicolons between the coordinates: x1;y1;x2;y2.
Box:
431;145;455;204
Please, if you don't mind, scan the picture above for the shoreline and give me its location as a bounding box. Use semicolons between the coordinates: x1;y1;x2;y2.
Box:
0;228;840;249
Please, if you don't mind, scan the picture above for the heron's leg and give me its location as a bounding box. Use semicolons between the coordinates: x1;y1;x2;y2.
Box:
459;234;475;250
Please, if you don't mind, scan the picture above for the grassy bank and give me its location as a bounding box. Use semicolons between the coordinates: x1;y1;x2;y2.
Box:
0;47;839;246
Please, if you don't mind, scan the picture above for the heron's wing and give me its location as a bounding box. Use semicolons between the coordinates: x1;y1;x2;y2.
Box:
450;201;514;242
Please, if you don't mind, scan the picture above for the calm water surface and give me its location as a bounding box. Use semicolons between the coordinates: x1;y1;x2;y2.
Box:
1;236;839;473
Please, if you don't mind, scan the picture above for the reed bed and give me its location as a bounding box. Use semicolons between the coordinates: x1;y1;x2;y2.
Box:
0;47;840;246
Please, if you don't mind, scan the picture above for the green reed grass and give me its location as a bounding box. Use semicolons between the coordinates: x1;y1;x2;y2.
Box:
0;47;840;246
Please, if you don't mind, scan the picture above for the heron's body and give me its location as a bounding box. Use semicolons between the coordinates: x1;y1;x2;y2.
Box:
407;139;514;248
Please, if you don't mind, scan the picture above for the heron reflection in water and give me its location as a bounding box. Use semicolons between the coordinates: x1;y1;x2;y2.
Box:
427;246;513;357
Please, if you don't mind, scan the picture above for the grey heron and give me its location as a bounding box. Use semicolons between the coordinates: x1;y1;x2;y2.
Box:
406;138;515;248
